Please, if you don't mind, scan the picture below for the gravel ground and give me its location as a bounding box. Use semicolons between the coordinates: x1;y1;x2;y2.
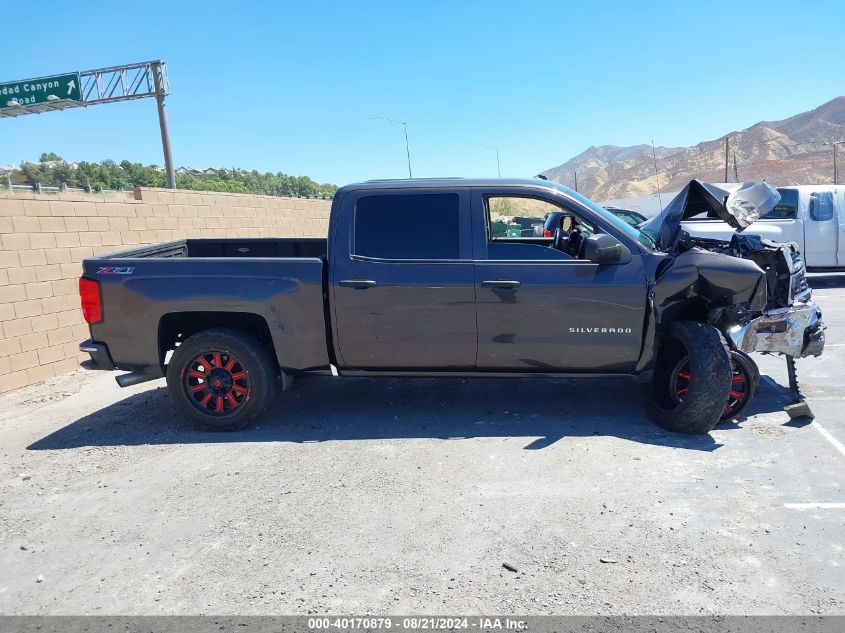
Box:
0;276;843;615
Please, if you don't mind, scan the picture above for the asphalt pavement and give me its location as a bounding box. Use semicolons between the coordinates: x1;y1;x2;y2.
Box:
0;273;842;615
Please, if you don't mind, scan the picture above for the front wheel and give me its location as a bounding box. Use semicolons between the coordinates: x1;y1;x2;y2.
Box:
166;328;276;430
644;320;732;434
720;350;759;422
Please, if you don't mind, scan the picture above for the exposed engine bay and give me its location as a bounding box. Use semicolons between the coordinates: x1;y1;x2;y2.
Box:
681;232;811;309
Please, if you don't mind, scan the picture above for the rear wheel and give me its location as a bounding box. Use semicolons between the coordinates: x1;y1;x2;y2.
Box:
645;320;731;434
166;328;276;430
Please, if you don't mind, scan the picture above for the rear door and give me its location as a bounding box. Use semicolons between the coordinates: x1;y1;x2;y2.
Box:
838;188;845;265
803;189;838;266
472;187;648;372
330;188;477;369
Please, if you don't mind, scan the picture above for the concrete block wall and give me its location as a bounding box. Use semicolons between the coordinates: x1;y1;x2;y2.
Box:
0;188;331;393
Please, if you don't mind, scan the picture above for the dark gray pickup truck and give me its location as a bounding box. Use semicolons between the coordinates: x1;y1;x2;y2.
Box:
78;178;825;433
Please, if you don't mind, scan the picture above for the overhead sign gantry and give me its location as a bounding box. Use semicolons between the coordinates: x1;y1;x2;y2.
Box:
0;61;176;188
0;73;82;108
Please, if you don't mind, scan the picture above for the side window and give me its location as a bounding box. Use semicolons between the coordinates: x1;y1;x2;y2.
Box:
762;189;798;219
809;191;834;221
485;195;595;260
487;197;557;240
354;193;459;260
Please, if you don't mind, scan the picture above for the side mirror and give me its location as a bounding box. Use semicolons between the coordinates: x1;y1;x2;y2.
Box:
583;233;632;264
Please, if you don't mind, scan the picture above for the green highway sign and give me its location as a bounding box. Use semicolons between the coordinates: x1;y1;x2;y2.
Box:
0;72;81;109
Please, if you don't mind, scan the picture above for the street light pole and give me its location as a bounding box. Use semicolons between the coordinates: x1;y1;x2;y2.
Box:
834;141;842;185
370;116;412;178
478;145;501;177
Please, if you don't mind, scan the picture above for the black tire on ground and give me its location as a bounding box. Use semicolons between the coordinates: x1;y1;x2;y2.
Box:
720;350;759;422
644;320;732;434
166;327;276;430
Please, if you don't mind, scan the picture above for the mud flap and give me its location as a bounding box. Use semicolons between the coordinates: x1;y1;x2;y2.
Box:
281;370;295;391
784;356;814;420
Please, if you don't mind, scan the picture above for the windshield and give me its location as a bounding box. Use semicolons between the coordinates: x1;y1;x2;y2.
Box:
547;182;655;249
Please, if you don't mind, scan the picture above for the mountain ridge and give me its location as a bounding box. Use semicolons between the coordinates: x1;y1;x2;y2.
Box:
541;96;845;200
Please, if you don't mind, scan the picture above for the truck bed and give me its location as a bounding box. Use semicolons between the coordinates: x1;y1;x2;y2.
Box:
82;238;331;376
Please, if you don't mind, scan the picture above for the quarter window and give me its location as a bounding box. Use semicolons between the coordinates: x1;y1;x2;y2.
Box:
354;194;460;259
809;191;834;221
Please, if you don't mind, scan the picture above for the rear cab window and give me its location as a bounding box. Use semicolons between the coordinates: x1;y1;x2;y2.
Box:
354;193;460;259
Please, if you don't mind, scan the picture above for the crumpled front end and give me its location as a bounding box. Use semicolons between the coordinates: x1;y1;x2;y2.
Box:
641;178;825;419
726;301;825;358
641;241;826;376
651;247;770;317
679;231;825;358
715;232;811;308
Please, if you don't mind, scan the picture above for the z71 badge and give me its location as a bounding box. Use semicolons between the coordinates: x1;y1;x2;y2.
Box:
97;266;135;275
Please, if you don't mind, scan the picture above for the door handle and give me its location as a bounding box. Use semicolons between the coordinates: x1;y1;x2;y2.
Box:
339;279;377;289
481;280;521;290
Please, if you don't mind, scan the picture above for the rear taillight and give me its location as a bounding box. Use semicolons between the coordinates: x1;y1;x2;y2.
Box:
543;229;552;237
79;278;102;323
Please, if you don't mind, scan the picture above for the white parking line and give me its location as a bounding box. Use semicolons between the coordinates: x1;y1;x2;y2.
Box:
812;420;845;458
784;503;845;509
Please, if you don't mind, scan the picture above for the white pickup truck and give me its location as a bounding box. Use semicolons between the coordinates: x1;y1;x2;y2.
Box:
682;184;845;268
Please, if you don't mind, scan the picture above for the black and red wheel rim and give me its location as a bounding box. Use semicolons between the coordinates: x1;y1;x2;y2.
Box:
669;357;692;404
182;350;250;416
722;359;750;420
669;356;751;420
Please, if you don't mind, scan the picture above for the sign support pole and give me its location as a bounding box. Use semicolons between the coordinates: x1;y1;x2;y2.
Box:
152;61;175;189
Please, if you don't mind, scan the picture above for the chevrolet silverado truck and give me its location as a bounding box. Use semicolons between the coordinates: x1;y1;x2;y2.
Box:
78;178;825;433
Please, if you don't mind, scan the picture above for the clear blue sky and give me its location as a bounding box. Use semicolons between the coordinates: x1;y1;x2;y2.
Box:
2;0;843;185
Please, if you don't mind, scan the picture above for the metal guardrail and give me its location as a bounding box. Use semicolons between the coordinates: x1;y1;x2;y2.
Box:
2;183;128;195
1;182;333;199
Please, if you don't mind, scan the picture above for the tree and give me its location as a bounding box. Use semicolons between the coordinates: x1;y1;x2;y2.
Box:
489;197;519;219
20;161;48;185
11;152;337;197
50;162;75;186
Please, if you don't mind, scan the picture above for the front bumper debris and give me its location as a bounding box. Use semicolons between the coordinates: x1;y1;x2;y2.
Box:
726;301;825;358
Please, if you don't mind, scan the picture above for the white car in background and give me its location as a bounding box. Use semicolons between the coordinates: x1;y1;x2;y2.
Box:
681;184;845;268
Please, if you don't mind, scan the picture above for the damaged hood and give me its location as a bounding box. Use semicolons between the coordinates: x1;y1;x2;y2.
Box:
641;180;781;250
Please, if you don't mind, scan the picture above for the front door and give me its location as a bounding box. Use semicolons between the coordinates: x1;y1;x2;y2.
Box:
472;188;648;372
331;188;477;369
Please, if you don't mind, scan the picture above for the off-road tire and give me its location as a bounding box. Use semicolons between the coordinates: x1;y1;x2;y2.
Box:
720;350;759;422
645;320;732;434
166;328;276;431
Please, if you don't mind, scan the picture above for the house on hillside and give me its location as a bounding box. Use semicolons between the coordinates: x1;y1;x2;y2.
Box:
175;166;221;176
